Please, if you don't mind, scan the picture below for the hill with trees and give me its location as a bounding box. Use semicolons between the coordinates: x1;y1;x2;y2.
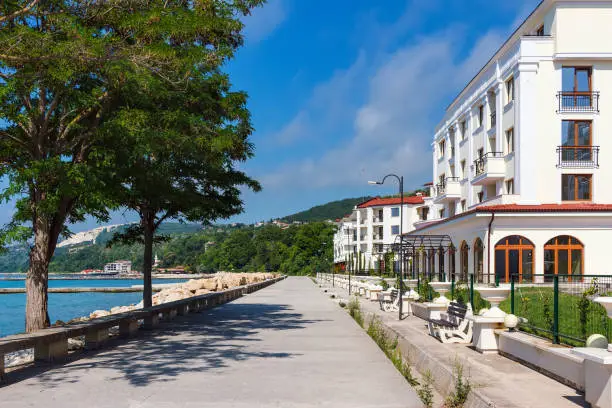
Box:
280;197;371;223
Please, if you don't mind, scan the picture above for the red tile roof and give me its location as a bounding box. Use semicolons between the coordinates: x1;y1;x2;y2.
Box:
475;203;612;213
357;196;425;208
411;203;612;233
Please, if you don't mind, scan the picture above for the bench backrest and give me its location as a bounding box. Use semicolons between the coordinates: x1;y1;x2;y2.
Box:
447;302;468;319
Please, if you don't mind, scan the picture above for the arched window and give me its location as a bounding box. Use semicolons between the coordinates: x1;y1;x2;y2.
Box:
449;244;456;282
544;236;584;281
474;238;484;283
460;241;469;282
438;246;445;281
494;236;534;283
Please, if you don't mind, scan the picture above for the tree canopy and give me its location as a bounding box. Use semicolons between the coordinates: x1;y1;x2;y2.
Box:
0;0;265;331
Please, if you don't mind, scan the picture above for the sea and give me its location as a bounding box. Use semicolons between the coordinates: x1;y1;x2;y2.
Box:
0;274;187;337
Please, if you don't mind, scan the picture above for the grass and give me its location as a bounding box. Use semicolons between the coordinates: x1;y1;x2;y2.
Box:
499;286;612;346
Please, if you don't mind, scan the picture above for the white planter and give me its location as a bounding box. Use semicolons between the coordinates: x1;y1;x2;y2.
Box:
475;287;510;318
429;281;452;305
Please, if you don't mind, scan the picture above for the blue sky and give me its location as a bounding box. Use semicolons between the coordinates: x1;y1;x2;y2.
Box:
0;0;539;231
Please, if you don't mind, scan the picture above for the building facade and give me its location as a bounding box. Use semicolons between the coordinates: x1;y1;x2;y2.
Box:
104;260;132;274
333;196;425;273
412;0;612;283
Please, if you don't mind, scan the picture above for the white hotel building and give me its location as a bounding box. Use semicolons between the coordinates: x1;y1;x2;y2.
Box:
333;196;426;273
335;0;612;283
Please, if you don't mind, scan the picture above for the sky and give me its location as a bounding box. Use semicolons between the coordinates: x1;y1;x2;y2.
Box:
0;0;540;232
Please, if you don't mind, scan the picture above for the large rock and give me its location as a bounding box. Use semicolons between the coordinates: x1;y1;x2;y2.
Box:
90;310;110;319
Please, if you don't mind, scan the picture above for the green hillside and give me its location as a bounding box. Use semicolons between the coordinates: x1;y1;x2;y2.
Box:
281;197;372;223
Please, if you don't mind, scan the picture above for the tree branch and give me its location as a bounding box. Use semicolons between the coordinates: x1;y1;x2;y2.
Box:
0;0;39;23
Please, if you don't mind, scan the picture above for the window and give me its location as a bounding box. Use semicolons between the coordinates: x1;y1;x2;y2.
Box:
461;199;467;212
562;67;591;93
391;225;400;235
561;120;592;163
477;147;484;158
505;128;514;154
474;238;484;283
562;174;592;201
419;207;429;221
439;208;445;219
439;140;446;159
544;236;583;280
460;241;469;281
506;77;515;103
460;120;467;140
391;207;399;217
495;236;534;283
536;25;544;36
505;179;514;195
478;105;484;128
477;191;484;203
460;160;466;179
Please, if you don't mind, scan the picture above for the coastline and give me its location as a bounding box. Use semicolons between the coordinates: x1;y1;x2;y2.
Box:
3;272;278;368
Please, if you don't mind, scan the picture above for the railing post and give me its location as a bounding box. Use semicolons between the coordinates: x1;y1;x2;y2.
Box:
470;273;475;312
510;274;515;315
553;275;560;345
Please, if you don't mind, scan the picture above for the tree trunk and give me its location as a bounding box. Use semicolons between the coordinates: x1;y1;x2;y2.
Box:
142;211;155;309
25;219;51;332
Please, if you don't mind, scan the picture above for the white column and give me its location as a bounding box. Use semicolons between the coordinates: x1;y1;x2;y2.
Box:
468;113;474;206
516;62;539;204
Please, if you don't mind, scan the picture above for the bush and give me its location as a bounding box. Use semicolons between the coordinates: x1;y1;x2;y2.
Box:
348;298;364;327
417;370;435;408
444;359;471;408
380;279;389;291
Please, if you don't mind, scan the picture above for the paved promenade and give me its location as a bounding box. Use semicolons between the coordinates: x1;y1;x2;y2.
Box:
1;277;421;408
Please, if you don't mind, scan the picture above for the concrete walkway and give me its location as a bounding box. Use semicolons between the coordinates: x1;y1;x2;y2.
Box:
1;277;421;408
329;282;587;408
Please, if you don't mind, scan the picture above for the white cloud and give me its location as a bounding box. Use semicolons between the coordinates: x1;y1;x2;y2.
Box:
260;27;503;192
272;51;368;145
243;0;287;43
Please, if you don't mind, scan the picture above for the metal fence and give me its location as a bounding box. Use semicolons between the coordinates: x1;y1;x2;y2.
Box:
415;273;612;346
505;274;612;346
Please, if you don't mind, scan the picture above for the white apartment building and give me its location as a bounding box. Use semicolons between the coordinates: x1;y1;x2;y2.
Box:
333;196;425;273
411;0;612;284
104;260;132;274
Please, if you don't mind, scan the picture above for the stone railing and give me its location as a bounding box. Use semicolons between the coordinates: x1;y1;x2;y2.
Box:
0;276;285;383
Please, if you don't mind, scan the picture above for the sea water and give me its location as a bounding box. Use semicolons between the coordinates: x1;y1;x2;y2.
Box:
0;277;186;336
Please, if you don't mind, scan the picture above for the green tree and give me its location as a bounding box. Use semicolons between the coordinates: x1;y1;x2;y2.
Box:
0;0;265;330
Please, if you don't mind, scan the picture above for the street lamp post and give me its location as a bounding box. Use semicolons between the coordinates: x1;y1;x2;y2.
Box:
369;175;404;320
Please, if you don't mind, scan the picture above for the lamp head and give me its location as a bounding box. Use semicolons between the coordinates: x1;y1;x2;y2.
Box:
368;180;381;185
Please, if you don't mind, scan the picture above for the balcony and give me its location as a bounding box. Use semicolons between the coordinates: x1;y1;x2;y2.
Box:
556;146;600;169
434;177;461;203
373;234;384;242
490;112;496;128
372;216;384;224
556;92;599;113
471;152;505;186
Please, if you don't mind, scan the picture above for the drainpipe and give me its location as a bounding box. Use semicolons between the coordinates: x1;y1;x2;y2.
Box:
487;211;496;286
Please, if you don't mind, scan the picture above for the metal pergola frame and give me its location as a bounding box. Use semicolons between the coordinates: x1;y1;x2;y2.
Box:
382;234;454;280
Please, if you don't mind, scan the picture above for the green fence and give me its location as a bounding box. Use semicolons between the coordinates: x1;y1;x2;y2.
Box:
500;274;612;346
415;272;612;346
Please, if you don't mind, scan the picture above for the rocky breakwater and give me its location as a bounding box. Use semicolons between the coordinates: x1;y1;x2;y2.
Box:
5;272;279;368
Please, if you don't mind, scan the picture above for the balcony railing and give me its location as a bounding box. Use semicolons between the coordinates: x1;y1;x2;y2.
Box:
473;152;503;177
490;112;496;128
556;146;600;168
557;91;599;113
373;234;384;241
372;216;384;223
435;177;460;196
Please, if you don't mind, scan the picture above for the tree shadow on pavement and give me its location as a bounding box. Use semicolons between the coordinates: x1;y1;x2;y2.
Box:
6;302;327;388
